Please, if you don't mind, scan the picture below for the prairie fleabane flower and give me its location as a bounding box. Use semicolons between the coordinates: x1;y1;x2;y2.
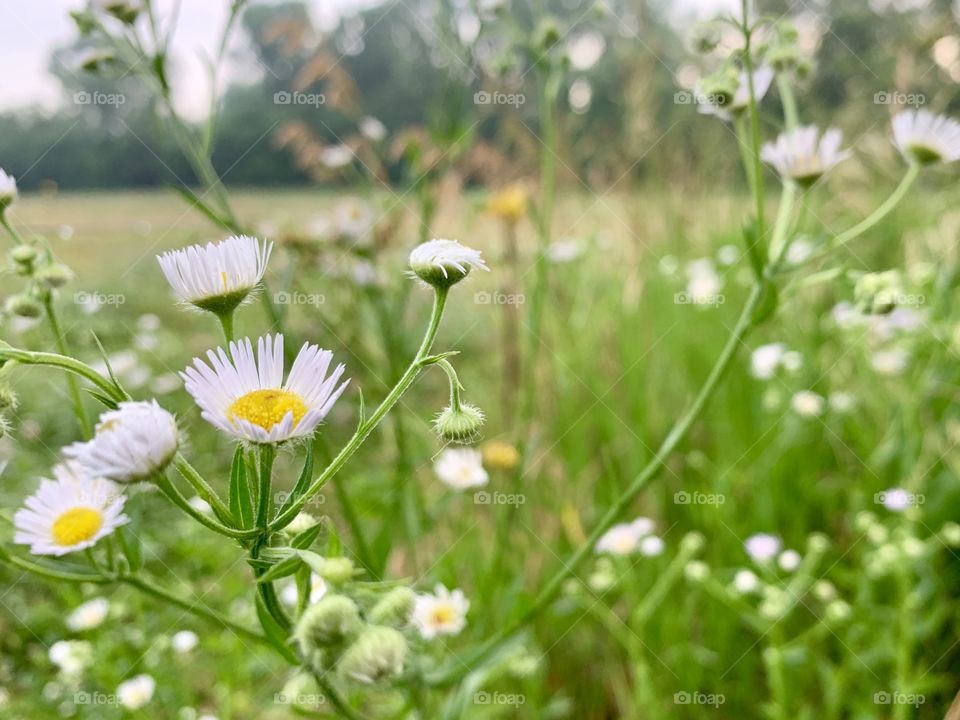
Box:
698;67;774;121
409;239;489;289
66;597;109;631
413;584;469;639
487;185;527;224
116;674;155;710
157;235;272;315
0;169;17;211
64;400;178;483
433;448;488;490
744;533;782;562
761;126;851;185
14;462;128;556
892;110;960;165
181;334;349;444
595;517;654;555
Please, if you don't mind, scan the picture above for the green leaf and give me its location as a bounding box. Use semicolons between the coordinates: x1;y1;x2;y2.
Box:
228;446;254;529
274;444;314;521
295;549;327;575
742;218;766;280
324;520;342;557
291;521;324;550
116;525;142;572
85;388;119;409
256;554;303;584
254;594;299;663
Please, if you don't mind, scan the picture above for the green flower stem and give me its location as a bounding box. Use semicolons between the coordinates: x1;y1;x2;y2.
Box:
435;357;463;410
120;575;270;647
270;287;449;532
767;180;798;264
0;347;127;404
629;539;701;627
777;73;799;131
155;471;255;541
217;311;235;344
256;444;276;530
794;164;920;270
428;282;767;686
251;445;291;631
311;671;369;720
741;2;768;249
173;454;236;527
0;552;109;584
763;635;790;720
41;294;92;438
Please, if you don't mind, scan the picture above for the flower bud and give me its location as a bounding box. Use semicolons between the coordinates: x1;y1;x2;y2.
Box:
282;512;317;539
812;580;836;602
699;68;739;110
854;270;903;315
369;587;415;628
684;560;710;582
292;595;362;653
681;531;705;554
688;22;721;54
533;17;561;53
277;672;323;712
101;1;141;24
825;600;851;623
0;415;10;439
10;244;38;269
941;521;960;547
409;239;488;289
806;532;829;554
0;385;19;411
433;403;485;444
319;557;356;585
338;626;408;684
35;263;74;289
765;43;802;72
5;294;43;319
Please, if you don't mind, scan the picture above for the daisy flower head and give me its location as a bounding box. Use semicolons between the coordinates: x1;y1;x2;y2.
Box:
157;235;272;316
64;400;178;483
745;533;782;563
761;126;852;185
180;334;349;444
733;569;760;594
433;447;488;490
595;517;654;555
413;583;469;639
66;597;110;631
409;239;489;289
117;674;156;710
0;168;17;211
14;462;128;556
892;110;960;165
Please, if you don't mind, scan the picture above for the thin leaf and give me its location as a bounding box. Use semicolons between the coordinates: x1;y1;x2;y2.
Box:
291;521;324;550
295;549;327;575
116;526;142;572
254;595;299;663
256;554;303;584
228;446;254;529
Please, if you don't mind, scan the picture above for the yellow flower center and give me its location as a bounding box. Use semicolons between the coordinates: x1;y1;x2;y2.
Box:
228;389;308;431
430;604;456;626
52;507;104;547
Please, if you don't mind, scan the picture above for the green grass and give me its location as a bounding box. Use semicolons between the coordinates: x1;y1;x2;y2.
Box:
1;180;959;719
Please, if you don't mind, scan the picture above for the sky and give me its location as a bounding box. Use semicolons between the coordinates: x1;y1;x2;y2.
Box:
0;0;738;120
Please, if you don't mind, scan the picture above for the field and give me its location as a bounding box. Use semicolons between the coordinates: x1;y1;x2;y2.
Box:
0;175;959;719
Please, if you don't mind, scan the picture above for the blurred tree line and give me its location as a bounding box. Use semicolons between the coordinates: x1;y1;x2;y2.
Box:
0;0;957;191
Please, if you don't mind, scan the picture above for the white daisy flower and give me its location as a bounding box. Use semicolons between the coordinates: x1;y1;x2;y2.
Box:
64;400;179;483
359;116;387;142
871;348;910;375
409;239;489;289
761;126;852;185
879;487;912;512
334;199;375;240
892;110;960;164
157;235;272;314
745;533;782;562
732;569;760;594
639;535;665;556
413;584;469;639
117;674;156;710
49;640;93;676
433;448;488;490
320;144;354;169
66;597;109;631
171;630;199;653
777;549;802;572
828;391;856;414
750;343;786;380
180;334;349;444
14;462;128;556
698;67;775;121
595;518;653;555
791;390;825;418
0;168;17;209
